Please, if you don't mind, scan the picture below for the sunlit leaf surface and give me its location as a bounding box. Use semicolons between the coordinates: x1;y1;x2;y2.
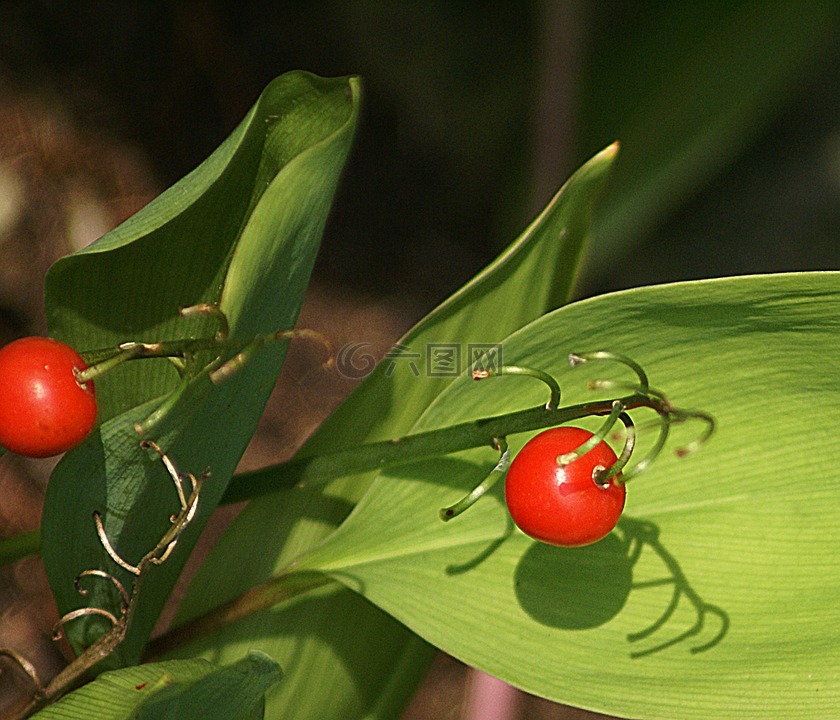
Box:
298;272;840;718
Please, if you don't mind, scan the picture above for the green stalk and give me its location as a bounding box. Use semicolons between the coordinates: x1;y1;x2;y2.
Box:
146;571;332;659
221;391;668;504
0;391;674;567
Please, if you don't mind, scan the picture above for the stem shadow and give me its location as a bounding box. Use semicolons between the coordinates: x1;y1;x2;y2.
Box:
617;516;730;657
512;514;729;655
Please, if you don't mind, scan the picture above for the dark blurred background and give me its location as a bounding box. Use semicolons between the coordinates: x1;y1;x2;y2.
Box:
0;2;837;718
1;1;836;321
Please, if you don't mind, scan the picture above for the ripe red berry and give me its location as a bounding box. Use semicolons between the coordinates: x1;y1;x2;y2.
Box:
505;426;625;547
0;337;97;458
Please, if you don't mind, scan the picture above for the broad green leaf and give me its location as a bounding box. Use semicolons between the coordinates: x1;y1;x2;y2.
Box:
40;72;359;666
581;0;838;269
31;651;280;720
169;145;619;719
296;272;840;718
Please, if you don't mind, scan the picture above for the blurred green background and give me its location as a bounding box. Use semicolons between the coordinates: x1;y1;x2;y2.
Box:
1;0;836;321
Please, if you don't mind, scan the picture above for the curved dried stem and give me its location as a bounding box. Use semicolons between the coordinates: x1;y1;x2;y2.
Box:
208;328;335;384
139;441;209;567
53;607;119;641
79;304;333;393
179;302;229;341
10;443;210;720
74;570;130;608
621;406;671;483
557;399;624;466
93;512;140;576
472;365;562;410
568;350;650;395
671;409;716;457
144;440;189;510
433;351;714;526
595;411;636;486
0;648;43;694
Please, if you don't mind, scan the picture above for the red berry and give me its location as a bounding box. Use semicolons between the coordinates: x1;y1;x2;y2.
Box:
505;426;625;547
0;337;97;458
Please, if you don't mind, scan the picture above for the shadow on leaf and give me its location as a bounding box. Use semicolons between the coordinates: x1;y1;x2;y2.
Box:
512;515;730;655
445;515;515;576
617;516;730;657
514;533;633;630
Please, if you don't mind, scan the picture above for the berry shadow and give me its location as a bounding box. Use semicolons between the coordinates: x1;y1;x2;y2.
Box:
513;515;730;655
514;533;632;630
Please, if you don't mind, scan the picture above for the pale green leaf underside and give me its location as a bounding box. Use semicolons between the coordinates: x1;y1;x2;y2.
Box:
297;272;840;719
31;652;280;720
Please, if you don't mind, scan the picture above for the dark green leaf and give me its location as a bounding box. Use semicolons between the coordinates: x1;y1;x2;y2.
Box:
40;71;359;665
581;0;838;268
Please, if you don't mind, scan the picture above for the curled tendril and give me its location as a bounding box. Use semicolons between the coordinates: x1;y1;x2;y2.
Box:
74;569;130;608
439;351;714;520
568;350;650;395
78;306;333;426
671;409;716;458
620;407;671;483
208;328;335;384
94;511;140;576
53;607;119;641
557;400;624;466
439;437;511;521
179;302;229;341
61;439;204;635
3;443;212;720
472;365;562;410
566;353;714;485
595;412;636;486
137;440;209;565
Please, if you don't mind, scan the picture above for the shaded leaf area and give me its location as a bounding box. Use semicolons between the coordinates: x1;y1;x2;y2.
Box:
295;272;840;718
167;147;619;719
581;0;839;275
2;3;832;304
31;651;280;720
39;72;359;667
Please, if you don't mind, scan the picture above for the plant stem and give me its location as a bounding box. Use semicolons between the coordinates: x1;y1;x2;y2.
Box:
221;391;668;504
145;571;333;659
11;446;209;719
0;392;672;568
77;337;219;378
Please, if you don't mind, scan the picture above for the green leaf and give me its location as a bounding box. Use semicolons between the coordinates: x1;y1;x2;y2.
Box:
31;651;281;720
40;72;359;666
296;272;840;718
168;145;619;719
581;0;839;267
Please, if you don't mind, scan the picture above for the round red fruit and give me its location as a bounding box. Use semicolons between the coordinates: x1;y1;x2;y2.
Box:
505;426;625;547
0;337;97;457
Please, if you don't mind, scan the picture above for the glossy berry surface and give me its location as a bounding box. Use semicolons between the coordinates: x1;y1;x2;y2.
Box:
505;426;625;547
0;337;97;458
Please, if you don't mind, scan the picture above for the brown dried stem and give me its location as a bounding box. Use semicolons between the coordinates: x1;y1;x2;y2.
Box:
8;442;208;720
